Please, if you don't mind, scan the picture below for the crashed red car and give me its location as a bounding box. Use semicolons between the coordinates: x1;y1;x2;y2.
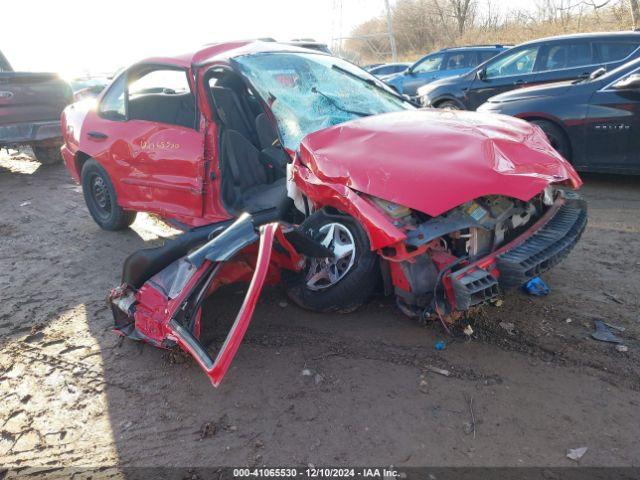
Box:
61;41;587;387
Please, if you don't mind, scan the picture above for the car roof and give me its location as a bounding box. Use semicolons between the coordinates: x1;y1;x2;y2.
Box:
440;44;510;51
137;40;328;69
519;30;640;46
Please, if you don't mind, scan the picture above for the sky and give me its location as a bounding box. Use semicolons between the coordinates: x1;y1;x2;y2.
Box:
1;0;537;77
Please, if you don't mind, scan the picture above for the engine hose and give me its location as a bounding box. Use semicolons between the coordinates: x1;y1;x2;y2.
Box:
422;255;469;334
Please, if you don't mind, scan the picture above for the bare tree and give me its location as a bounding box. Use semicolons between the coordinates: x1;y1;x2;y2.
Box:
630;0;640;27
449;0;477;34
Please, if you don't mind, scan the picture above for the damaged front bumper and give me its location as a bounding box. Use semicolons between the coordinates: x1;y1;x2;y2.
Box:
386;191;587;317
448;193;587;311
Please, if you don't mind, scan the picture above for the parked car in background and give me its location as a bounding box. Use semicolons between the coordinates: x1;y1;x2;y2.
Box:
0;49;73;163
384;45;509;99
478;57;640;174
420;31;640;110
368;62;411;78
70;76;111;102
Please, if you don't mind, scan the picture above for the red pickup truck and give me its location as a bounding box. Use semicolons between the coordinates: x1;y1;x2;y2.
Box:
61;42;587;386
0;49;73;163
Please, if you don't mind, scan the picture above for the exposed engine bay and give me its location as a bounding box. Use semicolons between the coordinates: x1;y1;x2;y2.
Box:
380;187;562;318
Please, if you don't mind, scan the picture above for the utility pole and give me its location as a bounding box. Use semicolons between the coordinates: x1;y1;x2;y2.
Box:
384;0;398;62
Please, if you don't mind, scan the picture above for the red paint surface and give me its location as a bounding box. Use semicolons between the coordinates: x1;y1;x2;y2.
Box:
300;109;581;217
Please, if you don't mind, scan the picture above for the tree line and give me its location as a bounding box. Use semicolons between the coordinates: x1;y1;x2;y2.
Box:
342;0;640;64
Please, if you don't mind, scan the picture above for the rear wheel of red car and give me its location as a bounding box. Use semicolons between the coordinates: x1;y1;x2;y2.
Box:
81;159;136;231
32;145;63;165
531;119;571;161
284;210;379;313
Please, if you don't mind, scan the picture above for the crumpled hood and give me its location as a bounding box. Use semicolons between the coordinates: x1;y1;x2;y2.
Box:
299;110;581;216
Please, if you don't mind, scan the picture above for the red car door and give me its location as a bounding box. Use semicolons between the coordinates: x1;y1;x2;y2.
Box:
88;67;205;220
119;118;205;219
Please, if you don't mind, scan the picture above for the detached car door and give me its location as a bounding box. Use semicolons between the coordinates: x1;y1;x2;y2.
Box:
466;45;540;110
89;66;205;218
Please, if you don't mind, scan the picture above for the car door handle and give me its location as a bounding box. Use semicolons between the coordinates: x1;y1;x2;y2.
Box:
513;79;525;85
87;131;108;140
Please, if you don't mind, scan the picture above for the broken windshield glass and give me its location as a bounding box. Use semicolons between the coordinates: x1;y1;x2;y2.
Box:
234;53;414;150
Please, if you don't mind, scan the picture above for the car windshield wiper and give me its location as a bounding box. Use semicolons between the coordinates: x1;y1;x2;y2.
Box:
331;64;411;104
310;87;372;117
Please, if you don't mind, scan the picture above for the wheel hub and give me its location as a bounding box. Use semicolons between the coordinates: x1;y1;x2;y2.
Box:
91;176;111;213
305;223;356;291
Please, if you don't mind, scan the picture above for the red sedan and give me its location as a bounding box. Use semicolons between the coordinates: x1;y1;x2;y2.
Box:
62;41;586;386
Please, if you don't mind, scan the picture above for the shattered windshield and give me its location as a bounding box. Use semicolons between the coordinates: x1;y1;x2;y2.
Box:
234;52;414;150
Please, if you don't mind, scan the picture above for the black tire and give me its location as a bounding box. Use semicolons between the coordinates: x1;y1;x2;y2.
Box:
531;119;571;161
81;159;136;230
437;100;462;110
284;209;379;313
32;145;63;165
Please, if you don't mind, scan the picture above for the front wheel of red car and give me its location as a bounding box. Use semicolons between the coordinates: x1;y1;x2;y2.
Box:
81;159;136;231
284;210;379;313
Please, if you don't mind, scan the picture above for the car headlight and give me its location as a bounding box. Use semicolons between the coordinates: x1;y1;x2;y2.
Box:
366;195;412;221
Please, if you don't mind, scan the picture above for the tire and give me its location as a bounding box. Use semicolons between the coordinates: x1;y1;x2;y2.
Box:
531;119;571;161
437;100;461;110
32;145;63;165
284;209;379;313
81;159;136;230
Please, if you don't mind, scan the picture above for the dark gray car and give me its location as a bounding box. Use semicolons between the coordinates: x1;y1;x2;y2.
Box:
0;49;73;164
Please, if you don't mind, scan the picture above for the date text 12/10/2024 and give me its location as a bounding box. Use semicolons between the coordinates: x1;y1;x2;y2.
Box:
233;468;401;478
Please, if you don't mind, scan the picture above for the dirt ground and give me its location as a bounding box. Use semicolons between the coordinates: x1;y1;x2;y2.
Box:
1;148;639;471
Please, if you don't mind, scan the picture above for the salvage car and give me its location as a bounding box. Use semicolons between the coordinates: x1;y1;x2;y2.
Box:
1;49;73;163
61;42;587;386
478;57;640;174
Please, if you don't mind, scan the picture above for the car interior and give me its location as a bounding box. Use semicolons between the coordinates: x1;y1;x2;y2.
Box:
207;68;291;221
126;68;197;129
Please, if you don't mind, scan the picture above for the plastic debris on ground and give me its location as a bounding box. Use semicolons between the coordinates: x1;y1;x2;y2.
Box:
523;276;550;296
603;321;625;332
591;320;623;344
566;447;588;462
616;345;629;353
499;322;515;335
463;325;474;336
435;341;446;351
425;365;451;377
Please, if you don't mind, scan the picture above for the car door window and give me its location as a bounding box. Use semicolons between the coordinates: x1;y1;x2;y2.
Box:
595;42;640;62
98;74;126;121
443;52;476;70
127;68;196;129
539;42;592;71
412;54;444;74
478;50;499;63
485;46;539;78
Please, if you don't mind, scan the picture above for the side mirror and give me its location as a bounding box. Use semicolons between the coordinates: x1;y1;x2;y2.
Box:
612;73;640;90
476;68;487;81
